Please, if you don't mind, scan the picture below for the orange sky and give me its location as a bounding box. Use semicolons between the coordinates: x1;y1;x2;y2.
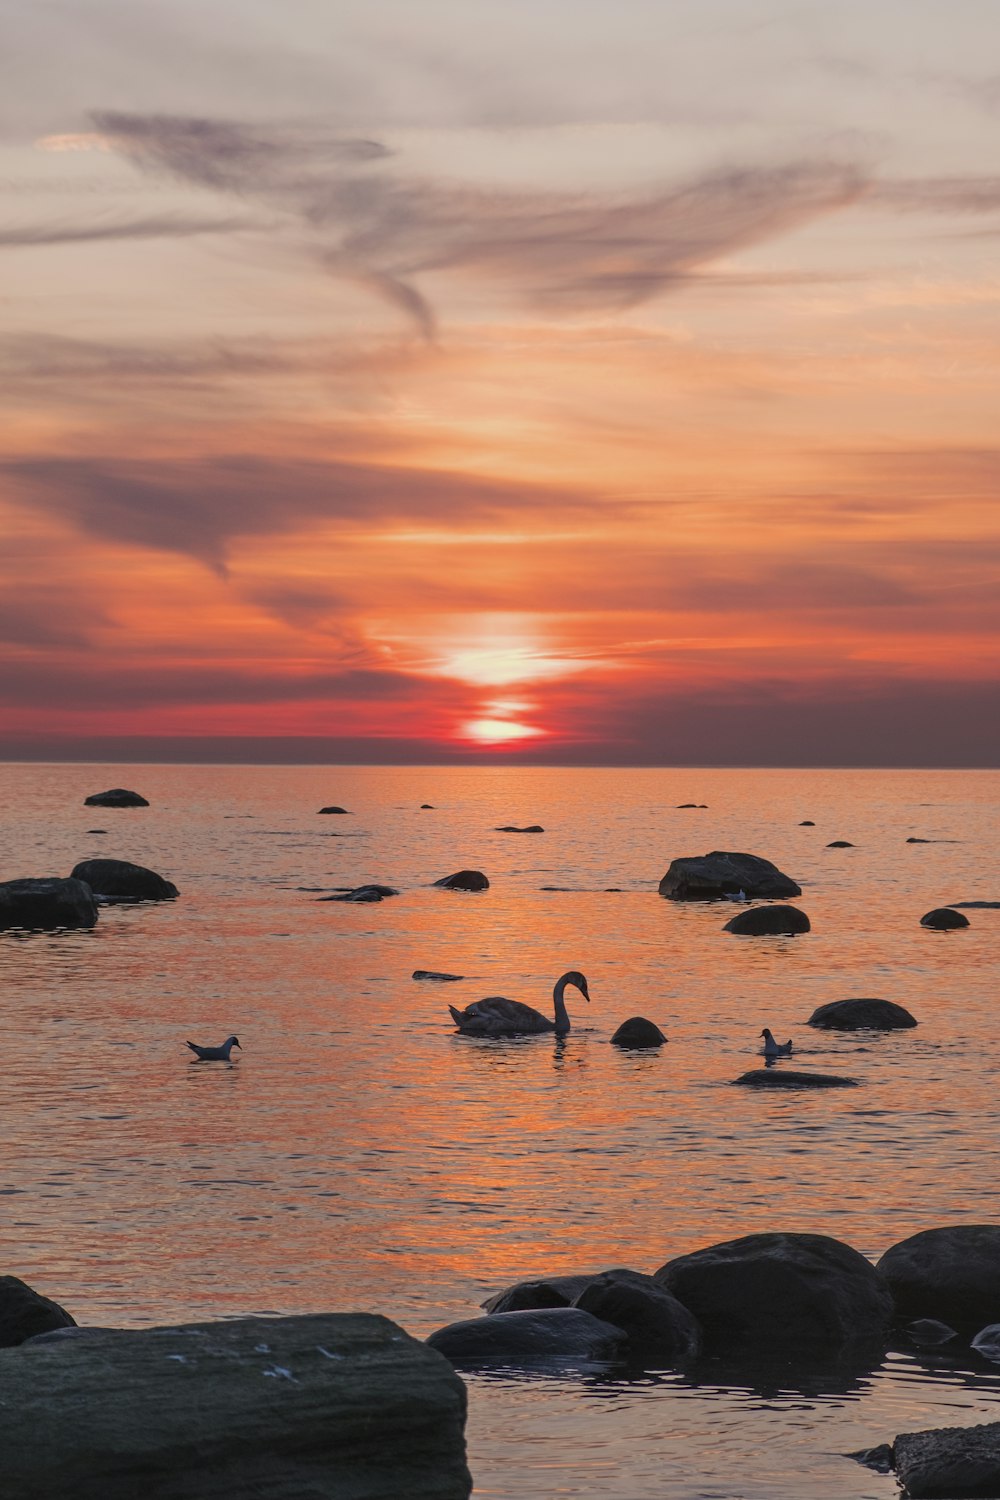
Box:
2;1;999;763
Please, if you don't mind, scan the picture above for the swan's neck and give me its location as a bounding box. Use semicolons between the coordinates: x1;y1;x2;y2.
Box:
553;977;571;1035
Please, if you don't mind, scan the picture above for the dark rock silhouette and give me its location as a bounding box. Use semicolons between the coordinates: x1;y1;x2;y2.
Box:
826;840;854;848
84;788;148;808
318;884;399;904
808;998;917;1030
676;803;708;809
420;804;435;809
433;871;489;892
412;970;464;982
0;1277;76;1347
3;1313;471;1499
70;859;178;903
0;877;98;931
878;1226;1000;1329
494;825;544;833
482;1272;632;1315
734;1069;857;1089
894;1418;1000;1498
574;1272;701;1361
723;905;810;936
907;837;932;843
655;1232;892;1348
798;820;815;826
317;805;350;815
426;1307;625;1367
920;907;969;929
610;1017;667;1047
659;851;800;901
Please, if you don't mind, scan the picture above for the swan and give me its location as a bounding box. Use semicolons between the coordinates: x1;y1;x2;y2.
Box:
760;1028;792;1057
186;1035;241;1061
449;971;590;1037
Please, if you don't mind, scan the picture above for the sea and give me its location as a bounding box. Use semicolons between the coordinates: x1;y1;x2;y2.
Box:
2;762;999;1499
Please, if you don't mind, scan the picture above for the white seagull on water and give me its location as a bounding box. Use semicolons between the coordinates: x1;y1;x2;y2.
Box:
186;1035;242;1062
760;1028;793;1057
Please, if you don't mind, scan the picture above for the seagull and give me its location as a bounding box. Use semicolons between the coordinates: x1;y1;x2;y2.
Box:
186;1035;242;1062
760;1028;793;1057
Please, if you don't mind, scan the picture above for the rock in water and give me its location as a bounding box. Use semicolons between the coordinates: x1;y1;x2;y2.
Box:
920;907;970;929
317;805;350;814
0;877;98;931
8;1313;470;1500
317;885;399;904
83;788;148;808
481;1273;617;1314
433;871;489;892
426;1308;625;1367
610;1017;667;1047
878;1226;1000;1329
412;971;464;983
494;825;544;833
808;998;917;1030
798;820;815;826
723;905;810;936
574;1273;701;1362
826;840;854;848
654;1232;893;1348
895;1419;1000;1498
0;1277;76;1347
733;1069;858;1089
658;852;800;901
70;859;178;903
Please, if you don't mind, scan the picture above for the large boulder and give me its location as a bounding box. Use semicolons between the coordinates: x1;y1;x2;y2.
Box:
0;1277;76;1347
877;1226;1000;1330
433;871;489;892
83;788;148;808
70;859;178;903
9;1313;470;1500
808;998;918;1030
733;1069;858;1089
658;852;800;901
654;1232;893;1348
920;907;970;930
0;877;98;931
573;1272;701;1362
610;1017;667;1047
894;1419;1000;1499
723;905;810;936
426;1307;625;1367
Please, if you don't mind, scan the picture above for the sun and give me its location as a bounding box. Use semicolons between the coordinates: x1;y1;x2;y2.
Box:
462;718;545;744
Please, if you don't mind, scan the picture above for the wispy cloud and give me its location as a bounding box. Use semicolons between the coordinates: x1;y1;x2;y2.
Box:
92;110;868;336
0;210;258;247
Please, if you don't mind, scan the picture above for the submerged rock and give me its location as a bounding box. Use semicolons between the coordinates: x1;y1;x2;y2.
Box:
798;820;815;826
9;1313;470;1500
894;1418;1000;1498
0;1277;76;1347
733;1069;858;1089
878;1226;1000;1329
826;840;854;848
658;851;800;901
412;970;464;983
808;998;917;1030
609;1017;667;1047
574;1272;701;1362
494;825;544;833
920;907;970;929
317;805;350;815
70;859;178;903
426;1307;625;1368
433;871;489;892
0;877;98;931
83;788;148;808
655;1232;893;1349
723;905;810;936
318;884;399;904
846;1444;895;1474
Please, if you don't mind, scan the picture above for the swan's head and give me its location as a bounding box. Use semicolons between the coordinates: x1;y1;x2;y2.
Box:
562;971;590;1002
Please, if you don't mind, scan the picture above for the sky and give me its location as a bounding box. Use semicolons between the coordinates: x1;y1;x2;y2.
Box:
3;0;999;765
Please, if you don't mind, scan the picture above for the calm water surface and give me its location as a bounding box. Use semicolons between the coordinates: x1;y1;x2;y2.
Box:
2;763;999;1498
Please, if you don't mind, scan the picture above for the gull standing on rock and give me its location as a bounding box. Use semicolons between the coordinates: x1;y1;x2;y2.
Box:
186;1036;242;1061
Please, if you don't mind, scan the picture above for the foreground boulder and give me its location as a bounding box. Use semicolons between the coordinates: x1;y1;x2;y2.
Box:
655;1232;892;1348
84;788;148;808
610;1017;667;1047
723;905;810;936
894;1419;1000;1498
0;877;98;931
574;1272;701;1362
70;859;178;903
878;1226;1000;1329
0;1277;76;1347
809;997;917;1030
9;1313;470;1500
658;852;801;901
920;907;970;929
426;1307;625;1368
433;871;489;892
733;1069;858;1089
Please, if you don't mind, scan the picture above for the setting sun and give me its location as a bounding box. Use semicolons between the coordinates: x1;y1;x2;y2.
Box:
461;717;545;744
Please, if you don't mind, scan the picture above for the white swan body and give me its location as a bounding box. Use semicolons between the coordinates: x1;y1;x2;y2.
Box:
449;971;590;1037
760;1027;792;1057
186;1035;241;1061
